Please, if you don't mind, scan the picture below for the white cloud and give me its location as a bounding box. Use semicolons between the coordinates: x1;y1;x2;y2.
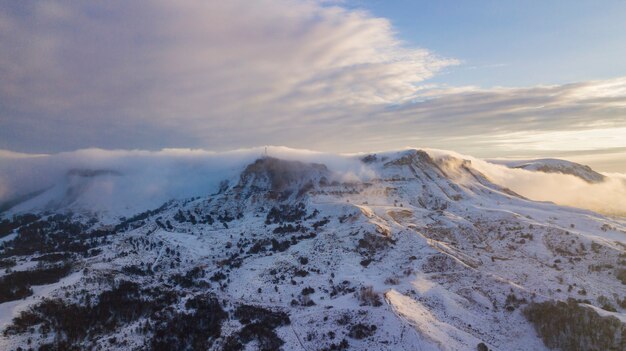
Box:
373;78;626;158
472;159;626;217
2;146;625;218
425;149;626;216
0;0;455;152
1;1;625;169
0;146;371;217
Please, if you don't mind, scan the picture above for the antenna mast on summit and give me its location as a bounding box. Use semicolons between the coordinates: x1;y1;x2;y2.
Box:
264;146;268;159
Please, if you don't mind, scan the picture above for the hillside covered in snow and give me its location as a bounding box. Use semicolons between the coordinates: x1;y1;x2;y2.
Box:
0;148;624;351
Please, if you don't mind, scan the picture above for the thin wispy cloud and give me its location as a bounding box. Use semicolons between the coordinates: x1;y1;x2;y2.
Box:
380;78;626;152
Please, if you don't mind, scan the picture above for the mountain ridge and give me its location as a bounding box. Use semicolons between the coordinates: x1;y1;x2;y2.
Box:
491;158;607;183
0;148;624;350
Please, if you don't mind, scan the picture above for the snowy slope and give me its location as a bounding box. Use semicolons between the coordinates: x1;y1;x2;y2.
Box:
0;149;624;351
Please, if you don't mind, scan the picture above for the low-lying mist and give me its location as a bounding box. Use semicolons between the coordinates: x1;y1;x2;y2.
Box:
0;147;369;216
477;161;626;217
1;147;624;217
427;149;626;216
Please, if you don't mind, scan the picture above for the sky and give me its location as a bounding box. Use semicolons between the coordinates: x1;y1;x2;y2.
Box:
344;0;626;87
1;0;625;171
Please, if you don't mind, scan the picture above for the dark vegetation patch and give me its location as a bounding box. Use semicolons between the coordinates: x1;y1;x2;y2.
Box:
312;218;330;230
504;293;527;312
174;209;191;223
330;280;356;298
294;268;309;277
597;295;617;312
122;265;152;277
0;263;72;303
305;209;320;220
114;202;170;232
32;252;74;262
589;263;615;272
4;280;178;347
248;239;271;254
247;232;316;255
0;214;110;258
210;271;227;282
0;213;40;238
5;277;232;351
523;299;625;351
218;253;243;269
422;254;458;273
358;232;395;253
149;294;227;351
348;323;376;339
273;223;306;234
356;286;382;307
169;267;210;288
217;210;241;225
291;294;315;307
265;203;307;224
0;258;16;269
272;238;291;252
234;304;290;326
224;304;290;351
357;232;395;262
320;339;350;351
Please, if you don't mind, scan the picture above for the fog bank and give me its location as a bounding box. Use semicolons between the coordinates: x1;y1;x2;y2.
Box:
1;147;624;217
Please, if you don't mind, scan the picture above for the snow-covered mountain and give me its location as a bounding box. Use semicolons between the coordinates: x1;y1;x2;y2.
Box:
0;149;624;351
492;158;607;183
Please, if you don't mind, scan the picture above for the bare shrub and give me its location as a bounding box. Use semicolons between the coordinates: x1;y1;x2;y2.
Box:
384;277;399;285
356;286;382;307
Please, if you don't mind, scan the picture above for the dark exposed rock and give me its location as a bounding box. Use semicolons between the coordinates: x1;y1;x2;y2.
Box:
236;157;328;200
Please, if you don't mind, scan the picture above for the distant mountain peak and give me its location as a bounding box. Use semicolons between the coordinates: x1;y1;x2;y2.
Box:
499;158;606;183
